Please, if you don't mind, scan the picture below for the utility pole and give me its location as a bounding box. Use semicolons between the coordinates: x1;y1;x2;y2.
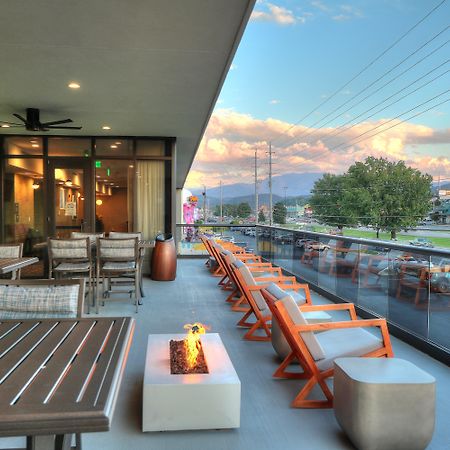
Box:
267;142;274;226
254;149;259;224
202;185;207;223
219;180;223;223
283;186;288;207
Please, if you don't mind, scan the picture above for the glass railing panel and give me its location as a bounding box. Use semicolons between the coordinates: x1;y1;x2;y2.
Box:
272;229;294;273
355;244;390;317
317;235;338;295
256;226;271;260
429;254;450;350
387;249;430;341
175;224;254;256
291;231;319;285
333;241;360;304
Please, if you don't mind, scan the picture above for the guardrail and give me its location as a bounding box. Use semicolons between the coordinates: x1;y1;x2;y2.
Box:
175;223;449;362
254;225;449;362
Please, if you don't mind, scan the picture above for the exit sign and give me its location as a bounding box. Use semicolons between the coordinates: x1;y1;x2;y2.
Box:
95;161;101;168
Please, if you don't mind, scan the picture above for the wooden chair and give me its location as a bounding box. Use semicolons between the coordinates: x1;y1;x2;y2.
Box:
96;237;140;313
0;278;85;319
0;243;24;279
231;260;312;341
396;263;428;305
48;238;93;313
261;284;393;408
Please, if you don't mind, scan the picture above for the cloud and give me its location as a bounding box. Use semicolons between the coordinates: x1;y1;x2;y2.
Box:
310;1;363;21
230;63;237;70
332;14;350;21
184;110;450;189
251;3;298;25
269;99;280;104
310;1;331;13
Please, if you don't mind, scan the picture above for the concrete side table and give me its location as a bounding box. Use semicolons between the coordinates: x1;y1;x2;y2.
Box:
272;310;331;359
334;357;435;450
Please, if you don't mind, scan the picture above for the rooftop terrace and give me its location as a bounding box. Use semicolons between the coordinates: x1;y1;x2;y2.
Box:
1;258;449;449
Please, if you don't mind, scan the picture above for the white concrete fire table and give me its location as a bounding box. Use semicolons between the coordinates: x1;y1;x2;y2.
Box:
143;333;241;432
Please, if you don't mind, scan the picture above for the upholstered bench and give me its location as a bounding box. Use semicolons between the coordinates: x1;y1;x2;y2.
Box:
334;357;435;450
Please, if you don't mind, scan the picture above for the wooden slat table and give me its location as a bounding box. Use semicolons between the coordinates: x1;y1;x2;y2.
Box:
0;257;39;275
0;317;135;450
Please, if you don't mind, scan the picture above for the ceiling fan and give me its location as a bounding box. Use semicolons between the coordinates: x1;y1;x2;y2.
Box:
0;108;82;131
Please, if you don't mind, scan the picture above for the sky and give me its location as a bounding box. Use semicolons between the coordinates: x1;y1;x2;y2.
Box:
185;0;450;191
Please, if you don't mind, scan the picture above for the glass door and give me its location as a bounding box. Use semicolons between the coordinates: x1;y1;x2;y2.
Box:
48;159;93;238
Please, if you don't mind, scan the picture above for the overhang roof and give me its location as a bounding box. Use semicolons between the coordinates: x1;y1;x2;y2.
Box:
0;0;255;188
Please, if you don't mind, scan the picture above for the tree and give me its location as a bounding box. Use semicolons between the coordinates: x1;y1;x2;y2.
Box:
237;202;252;218
273;202;287;224
309;174;357;230
346;157;432;239
258;209;266;223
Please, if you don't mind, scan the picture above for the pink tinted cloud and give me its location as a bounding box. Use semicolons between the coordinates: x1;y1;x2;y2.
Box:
185;110;450;188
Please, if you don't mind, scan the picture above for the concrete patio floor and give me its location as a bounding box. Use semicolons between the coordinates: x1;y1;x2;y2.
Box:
1;258;449;449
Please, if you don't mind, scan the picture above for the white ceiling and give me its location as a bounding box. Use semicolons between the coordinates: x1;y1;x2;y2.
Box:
0;0;255;187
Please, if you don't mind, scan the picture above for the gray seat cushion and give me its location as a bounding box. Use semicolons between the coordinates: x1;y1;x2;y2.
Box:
233;260;269;314
316;328;383;371
102;261;136;271
54;262;91;272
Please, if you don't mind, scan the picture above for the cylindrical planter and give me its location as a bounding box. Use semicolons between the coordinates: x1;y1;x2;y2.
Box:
151;233;177;281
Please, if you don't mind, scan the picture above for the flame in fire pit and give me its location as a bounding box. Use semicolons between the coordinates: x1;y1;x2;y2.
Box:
183;323;209;369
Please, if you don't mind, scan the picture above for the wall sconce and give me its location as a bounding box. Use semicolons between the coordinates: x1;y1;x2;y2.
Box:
96;199;103;206
32;181;40;190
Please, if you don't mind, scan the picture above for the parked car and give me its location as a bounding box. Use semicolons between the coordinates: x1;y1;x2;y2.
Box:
430;258;450;294
409;238;434;248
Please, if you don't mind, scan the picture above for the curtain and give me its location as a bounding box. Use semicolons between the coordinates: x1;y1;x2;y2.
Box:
136;161;165;240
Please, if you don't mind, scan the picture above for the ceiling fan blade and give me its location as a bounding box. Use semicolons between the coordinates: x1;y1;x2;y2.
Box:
13;113;27;123
0;120;23;126
47;125;82;130
41;118;73;126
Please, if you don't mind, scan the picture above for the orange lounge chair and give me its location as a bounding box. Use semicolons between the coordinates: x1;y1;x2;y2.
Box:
261;283;393;408
231;260;312;341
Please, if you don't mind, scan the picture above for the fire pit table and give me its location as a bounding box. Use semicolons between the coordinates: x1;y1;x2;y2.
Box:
143;333;241;432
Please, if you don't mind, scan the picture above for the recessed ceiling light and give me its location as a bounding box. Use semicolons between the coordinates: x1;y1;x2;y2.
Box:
115;141;121;145
30;140;37;143
96;175;100;178
129;165;134;168
102;125;111;130
68;82;81;89
31;144;39;148
110;145;118;149
1;124;10;128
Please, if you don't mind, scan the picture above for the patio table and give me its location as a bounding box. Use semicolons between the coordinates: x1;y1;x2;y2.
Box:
0;257;39;275
0;316;135;450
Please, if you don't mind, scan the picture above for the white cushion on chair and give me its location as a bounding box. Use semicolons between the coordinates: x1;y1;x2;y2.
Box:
102;261;136;271
54;262;91;272
233;260;268;314
278;294;326;361
316;328;383;371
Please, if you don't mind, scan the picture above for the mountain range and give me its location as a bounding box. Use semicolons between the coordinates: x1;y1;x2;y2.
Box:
188;172;323;199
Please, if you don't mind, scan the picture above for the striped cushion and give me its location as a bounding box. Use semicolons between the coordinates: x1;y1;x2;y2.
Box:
0;246;21;258
0;284;79;318
50;240;88;258
102;261;136;271
54;262;91;272
109;232;142;239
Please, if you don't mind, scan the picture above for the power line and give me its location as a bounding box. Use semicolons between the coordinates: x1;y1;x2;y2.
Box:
286;90;450;166
276;27;449;148
330;92;450;152
269;0;449;144
320;61;450;143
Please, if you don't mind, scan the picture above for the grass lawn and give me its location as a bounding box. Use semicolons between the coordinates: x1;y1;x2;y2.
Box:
278;223;450;250
341;229;450;250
